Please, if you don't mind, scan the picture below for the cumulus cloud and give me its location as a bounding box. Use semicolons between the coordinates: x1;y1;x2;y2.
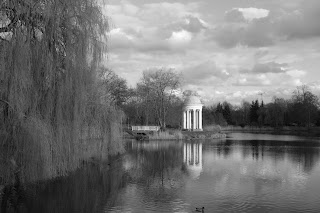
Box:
235;74;272;86
167;30;192;45
106;0;320;105
211;19;275;48
108;28;135;50
225;90;264;103
234;70;304;87
286;69;306;78
183;15;208;33
307;81;320;94
182;61;231;85
138;2;198;26
225;8;270;22
237;8;270;21
240;62;288;74
108;1;204;54
225;9;246;22
163;15;208;36
212;1;320;48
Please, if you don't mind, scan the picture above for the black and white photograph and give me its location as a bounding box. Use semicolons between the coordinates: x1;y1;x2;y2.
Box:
1;0;320;212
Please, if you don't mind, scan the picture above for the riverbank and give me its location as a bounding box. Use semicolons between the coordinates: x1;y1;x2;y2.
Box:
124;129;226;140
222;126;320;137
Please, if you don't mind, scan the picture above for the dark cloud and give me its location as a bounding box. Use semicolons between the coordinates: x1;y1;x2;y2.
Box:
274;5;320;40
211;0;320;48
162;15;207;36
212;24;244;48
254;49;269;59
183;15;207;33
240;62;288;74
183;61;231;85
224;9;246;22
211;19;274;48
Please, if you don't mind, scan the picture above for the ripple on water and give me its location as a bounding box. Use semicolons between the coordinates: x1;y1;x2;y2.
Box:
212;194;275;213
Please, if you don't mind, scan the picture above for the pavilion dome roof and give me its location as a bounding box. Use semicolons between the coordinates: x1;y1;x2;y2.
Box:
185;95;202;106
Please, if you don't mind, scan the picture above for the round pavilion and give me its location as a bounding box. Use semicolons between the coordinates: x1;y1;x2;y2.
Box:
183;96;203;131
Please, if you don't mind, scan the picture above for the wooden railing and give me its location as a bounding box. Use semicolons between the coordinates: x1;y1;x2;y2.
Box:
131;126;160;131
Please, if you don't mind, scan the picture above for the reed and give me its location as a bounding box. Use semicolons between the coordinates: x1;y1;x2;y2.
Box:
203;125;222;133
148;130;184;140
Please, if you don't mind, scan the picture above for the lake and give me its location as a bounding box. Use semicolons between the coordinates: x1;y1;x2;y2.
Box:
2;133;320;213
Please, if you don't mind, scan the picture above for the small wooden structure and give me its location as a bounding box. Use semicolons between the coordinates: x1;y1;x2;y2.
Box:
131;126;160;132
126;126;160;140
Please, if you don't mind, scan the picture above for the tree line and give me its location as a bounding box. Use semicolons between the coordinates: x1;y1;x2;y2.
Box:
106;66;320;129
203;86;320;128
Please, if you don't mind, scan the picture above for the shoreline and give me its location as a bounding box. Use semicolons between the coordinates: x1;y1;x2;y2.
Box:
124;130;227;141
124;126;320;141
222;126;320;138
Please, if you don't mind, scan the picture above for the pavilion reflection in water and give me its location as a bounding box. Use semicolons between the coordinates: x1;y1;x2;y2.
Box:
183;143;203;179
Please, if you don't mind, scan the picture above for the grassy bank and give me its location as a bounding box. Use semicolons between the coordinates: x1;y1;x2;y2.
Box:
148;130;184;140
221;126;320;137
136;126;226;141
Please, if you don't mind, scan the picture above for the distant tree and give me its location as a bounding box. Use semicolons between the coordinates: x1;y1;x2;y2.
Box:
250;100;260;125
202;105;227;126
98;68;129;107
257;101;266;126
165;95;184;128
222;102;232;125
242;101;251;125
202;106;215;125
316;110;320;126
290;85;319;127
265;97;287;127
137;68;181;128
216;102;223;114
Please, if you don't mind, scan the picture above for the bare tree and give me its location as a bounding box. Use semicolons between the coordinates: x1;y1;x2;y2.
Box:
98;67;129;107
265;97;287;127
292;85;319;127
137;68;180;128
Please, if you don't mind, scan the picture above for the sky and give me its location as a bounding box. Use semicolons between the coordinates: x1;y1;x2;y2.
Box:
103;0;320;105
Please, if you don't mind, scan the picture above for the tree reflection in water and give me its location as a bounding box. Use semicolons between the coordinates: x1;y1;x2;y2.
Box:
2;135;320;213
0;159;127;213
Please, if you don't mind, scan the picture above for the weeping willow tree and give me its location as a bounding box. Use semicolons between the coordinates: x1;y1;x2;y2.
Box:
0;0;123;184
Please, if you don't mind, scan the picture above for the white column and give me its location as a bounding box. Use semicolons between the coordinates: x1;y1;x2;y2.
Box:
185;111;188;129
187;110;191;130
194;110;197;130
183;111;186;129
183;143;186;162
193;109;196;130
197;110;200;129
189;109;192;130
189;110;192;130
196;110;199;129
199;109;202;130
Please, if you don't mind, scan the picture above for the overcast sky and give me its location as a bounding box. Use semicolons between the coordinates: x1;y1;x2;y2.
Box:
103;0;320;105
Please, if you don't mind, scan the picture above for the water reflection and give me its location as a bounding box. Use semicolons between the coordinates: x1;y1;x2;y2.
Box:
183;143;203;179
2;134;320;212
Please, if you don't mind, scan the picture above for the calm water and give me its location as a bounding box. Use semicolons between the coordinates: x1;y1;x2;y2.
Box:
2;133;320;213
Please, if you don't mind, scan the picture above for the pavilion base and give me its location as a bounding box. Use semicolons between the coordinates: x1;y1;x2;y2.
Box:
182;128;203;132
